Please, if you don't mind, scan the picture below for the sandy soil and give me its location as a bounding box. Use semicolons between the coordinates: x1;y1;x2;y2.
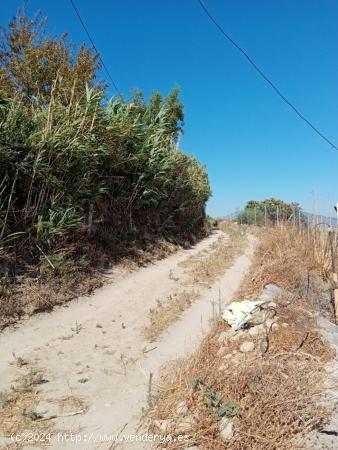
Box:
0;231;256;450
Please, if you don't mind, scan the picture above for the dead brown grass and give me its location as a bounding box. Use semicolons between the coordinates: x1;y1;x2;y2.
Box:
0;367;53;440
143;225;248;342
54;394;87;415
143;290;200;342
147;224;334;449
0;369;87;449
182;224;248;287
238;224;331;298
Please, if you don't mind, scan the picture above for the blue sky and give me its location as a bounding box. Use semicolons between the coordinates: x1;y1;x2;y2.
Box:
3;0;338;217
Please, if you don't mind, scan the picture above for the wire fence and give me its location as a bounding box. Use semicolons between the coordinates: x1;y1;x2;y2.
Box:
222;207;338;230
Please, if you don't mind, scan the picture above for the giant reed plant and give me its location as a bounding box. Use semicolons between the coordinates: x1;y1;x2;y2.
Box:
0;85;211;255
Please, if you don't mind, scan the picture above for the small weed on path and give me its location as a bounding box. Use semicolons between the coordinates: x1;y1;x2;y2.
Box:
143;225;248;341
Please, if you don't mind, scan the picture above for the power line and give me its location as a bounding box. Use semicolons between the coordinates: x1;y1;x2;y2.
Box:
68;0;120;94
197;0;338;151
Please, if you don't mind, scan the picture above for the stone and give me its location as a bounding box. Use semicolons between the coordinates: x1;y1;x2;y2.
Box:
265;318;275;329
218;329;236;343
248;324;265;337
176;401;188;416
232;353;243;365
271;323;280;331
282;322;289;328
231;330;245;341
259;284;283;302
217;331;228;343
239;341;255;353
219;417;234;441
217;347;227;357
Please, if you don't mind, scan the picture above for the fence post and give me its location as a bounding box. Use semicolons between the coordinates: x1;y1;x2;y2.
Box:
298;208;301;229
329;231;338;323
264;205;267;227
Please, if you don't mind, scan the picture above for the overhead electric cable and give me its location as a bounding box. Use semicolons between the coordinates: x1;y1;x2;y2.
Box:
69;0;120;94
197;0;338;151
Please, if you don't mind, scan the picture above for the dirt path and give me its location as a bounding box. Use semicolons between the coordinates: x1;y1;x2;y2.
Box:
0;231;256;450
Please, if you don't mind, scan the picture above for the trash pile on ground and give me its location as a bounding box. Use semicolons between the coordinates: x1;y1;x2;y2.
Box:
222;284;283;331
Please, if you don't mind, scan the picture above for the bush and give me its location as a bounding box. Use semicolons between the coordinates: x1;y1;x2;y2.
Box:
0;88;211;254
237;208;264;225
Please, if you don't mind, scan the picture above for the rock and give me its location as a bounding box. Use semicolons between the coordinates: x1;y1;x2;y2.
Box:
217;347;227;357
176;415;195;433
184;447;200;450
217;331;228;343
251;307;264;318
220;351;242;365
268;301;277;308
282;322;289;328
232;351;242;363
218;329;236;343
219;417;234;441
271;323;280;331
260;284;283;302
265;318;275;329
154;419;172;432
176;401;188;416
248;324;265;337
231;330;245;341
239;341;255;353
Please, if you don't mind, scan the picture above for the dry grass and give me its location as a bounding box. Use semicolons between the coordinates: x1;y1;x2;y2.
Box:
143;225;248;342
182;224;248;287
0;366;52;439
144;290;200;342
147;224;335;449
238;224;331;298
54;395;86;415
0;368;87;450
150;335;329;449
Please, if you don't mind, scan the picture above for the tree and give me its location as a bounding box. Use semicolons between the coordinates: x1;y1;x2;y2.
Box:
242;198;303;224
0;5;101;104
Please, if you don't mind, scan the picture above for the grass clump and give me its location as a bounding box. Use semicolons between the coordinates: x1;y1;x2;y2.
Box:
144;290;199;341
182;224;248;286
144;225;249;342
